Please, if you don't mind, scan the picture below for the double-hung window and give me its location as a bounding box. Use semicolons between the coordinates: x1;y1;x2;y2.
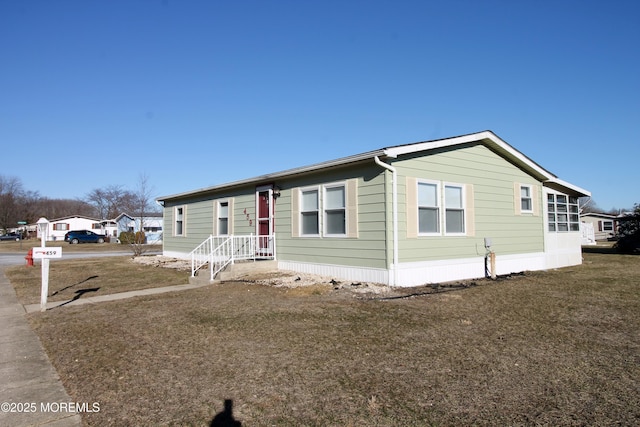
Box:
301;188;320;236
418;182;439;234
444;184;465;234
175;206;184;236
520;185;533;213
324;185;346;236
218;202;229;235
412;180;468;237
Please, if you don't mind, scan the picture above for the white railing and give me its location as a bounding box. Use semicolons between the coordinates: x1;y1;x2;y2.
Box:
190;234;276;281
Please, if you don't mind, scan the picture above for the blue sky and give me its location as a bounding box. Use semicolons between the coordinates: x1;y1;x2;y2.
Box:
1;0;638;211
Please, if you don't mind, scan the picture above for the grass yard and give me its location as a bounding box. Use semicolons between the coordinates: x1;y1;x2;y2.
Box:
7;249;640;426
7;256;190;305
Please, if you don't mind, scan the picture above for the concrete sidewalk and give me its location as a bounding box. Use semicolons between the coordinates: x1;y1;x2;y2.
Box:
0;268;82;427
1;268;211;426
23;281;212;313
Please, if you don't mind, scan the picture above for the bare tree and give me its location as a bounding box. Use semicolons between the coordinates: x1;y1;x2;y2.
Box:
129;173;156;257
85;185;137;219
0;175;25;232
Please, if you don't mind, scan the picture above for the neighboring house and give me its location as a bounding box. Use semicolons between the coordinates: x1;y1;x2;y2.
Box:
40;215;106;241
114;213;164;244
580;212;619;241
157;130;590;287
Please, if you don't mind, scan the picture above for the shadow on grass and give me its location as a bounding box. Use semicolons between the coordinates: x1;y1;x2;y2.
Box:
582;245;640;255
210;399;242;427
51;287;101;310
50;275;99;296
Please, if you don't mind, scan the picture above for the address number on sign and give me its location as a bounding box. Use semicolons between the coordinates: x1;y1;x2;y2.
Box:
32;247;63;259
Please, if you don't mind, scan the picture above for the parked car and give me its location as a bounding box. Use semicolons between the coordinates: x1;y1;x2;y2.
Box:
0;232;21;241
64;230;106;244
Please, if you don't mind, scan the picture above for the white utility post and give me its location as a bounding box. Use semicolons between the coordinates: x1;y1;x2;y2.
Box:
36;217;50;312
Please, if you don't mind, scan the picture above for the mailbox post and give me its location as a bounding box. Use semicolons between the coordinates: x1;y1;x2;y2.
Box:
36;218;49;312
34;218;65;312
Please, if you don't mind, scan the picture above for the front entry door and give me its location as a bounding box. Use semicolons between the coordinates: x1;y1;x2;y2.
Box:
256;185;274;256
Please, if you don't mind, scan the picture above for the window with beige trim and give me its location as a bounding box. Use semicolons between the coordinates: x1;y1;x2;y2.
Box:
174;206;185;236
514;182;538;215
292;180;358;238
301;187;320;236
218;202;229;235
407;177;473;238
324;184;346;236
520;184;533;213
418;181;439;234
444;184;465;234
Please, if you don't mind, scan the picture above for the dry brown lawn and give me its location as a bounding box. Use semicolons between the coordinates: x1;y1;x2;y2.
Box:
7;256;189;305
7;249;640;426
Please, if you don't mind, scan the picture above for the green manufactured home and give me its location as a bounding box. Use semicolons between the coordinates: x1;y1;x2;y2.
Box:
157;131;590;287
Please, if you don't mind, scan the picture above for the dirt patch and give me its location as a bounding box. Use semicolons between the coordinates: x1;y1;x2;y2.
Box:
131;254;192;271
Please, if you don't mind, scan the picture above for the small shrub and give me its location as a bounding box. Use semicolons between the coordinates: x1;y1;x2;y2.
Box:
119;232;135;244
134;231;147;244
614;204;640;254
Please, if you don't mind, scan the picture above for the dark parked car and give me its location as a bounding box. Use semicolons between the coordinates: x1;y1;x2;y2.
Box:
64;230;106;244
0;232;21;241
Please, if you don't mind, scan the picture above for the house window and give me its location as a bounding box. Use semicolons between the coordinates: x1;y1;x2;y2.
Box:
418;182;439;234
444;185;465;234
218;202;229;235
602;221;614;231
547;194;579;232
301;188;319;235
53;223;69;231
175;206;184;236
520;185;533;213
324;185;346;236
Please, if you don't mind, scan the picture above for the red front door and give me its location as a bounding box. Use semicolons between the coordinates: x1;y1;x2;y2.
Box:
256;185;274;255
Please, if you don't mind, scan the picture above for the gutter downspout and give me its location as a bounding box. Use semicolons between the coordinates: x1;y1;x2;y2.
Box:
374;156;398;286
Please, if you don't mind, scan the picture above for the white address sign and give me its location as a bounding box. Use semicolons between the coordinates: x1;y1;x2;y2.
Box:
32;247;63;259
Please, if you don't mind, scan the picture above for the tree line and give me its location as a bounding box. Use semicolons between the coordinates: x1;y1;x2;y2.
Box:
0;174;159;232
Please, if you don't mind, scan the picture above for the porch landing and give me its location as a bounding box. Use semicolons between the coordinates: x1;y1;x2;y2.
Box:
188;260;278;285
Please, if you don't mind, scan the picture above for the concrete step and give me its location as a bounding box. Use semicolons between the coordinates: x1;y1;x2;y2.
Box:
188;260;278;284
188;270;212;285
218;260;278;281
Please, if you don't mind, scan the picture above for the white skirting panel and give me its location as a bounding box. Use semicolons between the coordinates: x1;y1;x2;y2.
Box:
277;261;389;285
395;252;547;287
279;252;551;288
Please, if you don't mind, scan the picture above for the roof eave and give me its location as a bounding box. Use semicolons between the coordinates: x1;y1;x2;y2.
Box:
157;149;387;202
383;130;554;181
544;178;591;197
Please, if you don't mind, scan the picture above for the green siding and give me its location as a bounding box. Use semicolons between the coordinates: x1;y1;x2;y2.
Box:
162;141;547;268
395;143;544;262
274;164;388;269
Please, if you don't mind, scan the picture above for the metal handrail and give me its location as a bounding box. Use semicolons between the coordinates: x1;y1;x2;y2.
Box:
190;234;276;281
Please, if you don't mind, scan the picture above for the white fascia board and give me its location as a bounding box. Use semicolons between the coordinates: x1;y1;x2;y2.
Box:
383;130;554;180
544;178;591;197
